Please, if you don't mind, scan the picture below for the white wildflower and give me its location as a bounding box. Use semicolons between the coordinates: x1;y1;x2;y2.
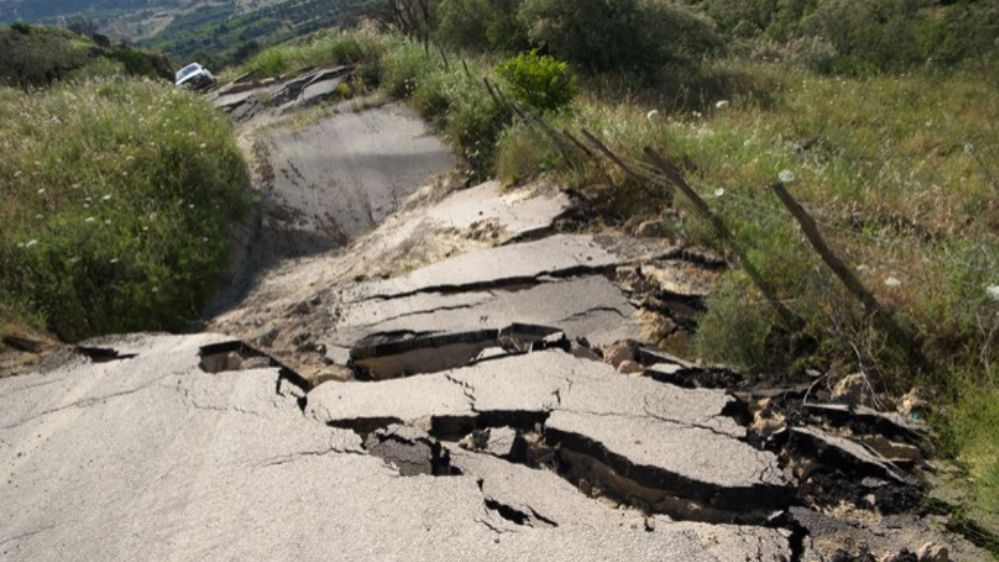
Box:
85;217;96;223
37;188;46;195
714;188;726;198
646;109;660;121
199;143;207;149
24;239;38;249
692;111;702;118
884;277;902;288
109;258;119;264
104;219;111;225
102;194;112;201
778;169;796;184
715;100;730;109
69;257;81;264
35;214;43;220
987;285;999;302
188;203;195;209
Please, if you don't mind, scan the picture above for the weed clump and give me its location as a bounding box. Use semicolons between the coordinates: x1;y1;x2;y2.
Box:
497;50;577;113
0;79;248;339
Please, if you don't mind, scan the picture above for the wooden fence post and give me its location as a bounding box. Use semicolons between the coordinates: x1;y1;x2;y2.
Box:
770;181;924;366
645;147;805;329
581;128;649;185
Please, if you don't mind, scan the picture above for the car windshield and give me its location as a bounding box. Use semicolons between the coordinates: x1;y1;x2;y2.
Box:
177;64;201;80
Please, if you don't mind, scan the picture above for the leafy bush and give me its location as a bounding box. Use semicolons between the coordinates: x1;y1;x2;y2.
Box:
694;0;999;74
378;38;438;98
805;0;999;73
518;0;722;75
751;36;839;73
496;50;577;112
435;0;528;52
0;79;248;339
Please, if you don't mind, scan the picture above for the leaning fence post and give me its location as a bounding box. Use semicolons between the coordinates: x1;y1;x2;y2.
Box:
645;147;805;329
581;128;649;185
769;181;924;366
435;43;450;71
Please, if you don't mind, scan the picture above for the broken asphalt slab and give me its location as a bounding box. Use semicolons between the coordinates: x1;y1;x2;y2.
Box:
0;334;769;562
211;65;354;121
340;233;680;302
335;275;642;378
304;234;679;378
306;349;792;520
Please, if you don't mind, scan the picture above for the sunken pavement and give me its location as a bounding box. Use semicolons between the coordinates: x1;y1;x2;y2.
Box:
1;72;989;562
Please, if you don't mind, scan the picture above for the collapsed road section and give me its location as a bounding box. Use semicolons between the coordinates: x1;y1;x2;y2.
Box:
3;67;990;562
0;333;774;562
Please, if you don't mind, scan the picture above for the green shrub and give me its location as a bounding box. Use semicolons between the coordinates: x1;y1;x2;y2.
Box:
0;79;249;340
518;0;722;75
496;50;577;112
435;0;529;53
379;39;437;98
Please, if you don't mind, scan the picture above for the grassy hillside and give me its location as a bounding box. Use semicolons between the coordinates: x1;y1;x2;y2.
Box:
0;25;249;340
0;0;175;23
0;23;171;87
139;0;375;67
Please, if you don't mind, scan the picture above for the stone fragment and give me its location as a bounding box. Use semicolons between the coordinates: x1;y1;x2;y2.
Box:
789;426;908;484
749;398;786;440
641;261;716;298
460;427;526;461
617;360;643;374
635;219;671;238
603;341;634;368
915;542;949;562
832;372;876;408
897;388;929;418
858;435;921;463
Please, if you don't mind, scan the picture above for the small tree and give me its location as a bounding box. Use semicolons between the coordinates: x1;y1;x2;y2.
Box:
435;0;528;52
496;50;577;112
518;0;721;75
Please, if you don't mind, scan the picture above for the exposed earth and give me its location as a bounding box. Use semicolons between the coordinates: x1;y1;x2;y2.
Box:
0;69;993;561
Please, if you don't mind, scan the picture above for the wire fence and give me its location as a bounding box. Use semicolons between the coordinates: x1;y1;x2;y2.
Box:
435;39;997;305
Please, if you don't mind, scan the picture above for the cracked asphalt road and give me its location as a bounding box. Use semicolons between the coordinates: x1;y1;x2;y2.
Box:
3;85;980;562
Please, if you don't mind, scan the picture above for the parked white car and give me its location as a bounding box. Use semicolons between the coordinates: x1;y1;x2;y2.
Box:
175;63;216;90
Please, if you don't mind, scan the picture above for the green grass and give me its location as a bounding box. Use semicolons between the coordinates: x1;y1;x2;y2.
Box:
229;28;385;81
0;77;249;341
